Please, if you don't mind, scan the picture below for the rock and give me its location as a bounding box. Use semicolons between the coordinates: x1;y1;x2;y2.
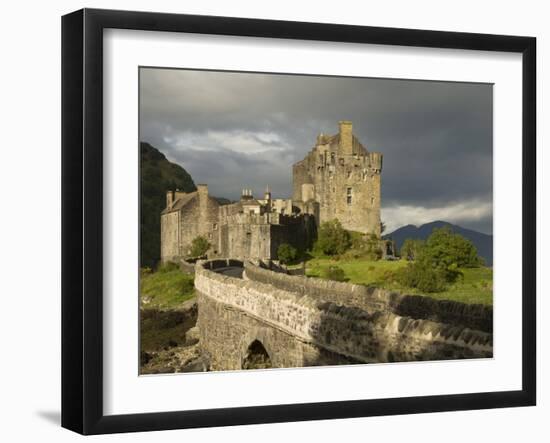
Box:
185;326;200;345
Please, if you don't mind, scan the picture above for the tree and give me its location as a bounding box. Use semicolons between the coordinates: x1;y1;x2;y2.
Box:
423;226;481;271
315;220;352;256
396;227;481;293
400;238;425;261
277;243;298;264
189;236;210;258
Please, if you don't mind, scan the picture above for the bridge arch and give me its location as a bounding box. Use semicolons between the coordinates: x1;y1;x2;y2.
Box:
242;340;272;370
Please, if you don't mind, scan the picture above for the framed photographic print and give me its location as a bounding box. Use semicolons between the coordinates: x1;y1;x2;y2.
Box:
61;8;536;435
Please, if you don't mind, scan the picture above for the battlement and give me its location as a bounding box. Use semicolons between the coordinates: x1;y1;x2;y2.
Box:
220;210;309;227
292;121;383;235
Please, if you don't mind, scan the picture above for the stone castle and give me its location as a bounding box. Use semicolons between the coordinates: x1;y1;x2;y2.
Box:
161;121;383;262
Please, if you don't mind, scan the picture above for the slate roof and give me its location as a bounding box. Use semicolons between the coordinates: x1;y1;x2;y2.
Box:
161;192;197;215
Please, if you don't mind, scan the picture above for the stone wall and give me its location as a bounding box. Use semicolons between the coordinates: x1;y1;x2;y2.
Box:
178;190;220;257
179;258;197;275
160;186;221;262
216;210;315;261
195;260;493;371
160;211;179;263
244;262;493;332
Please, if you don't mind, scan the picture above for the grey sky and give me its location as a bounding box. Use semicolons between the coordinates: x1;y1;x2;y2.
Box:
139;68;493;234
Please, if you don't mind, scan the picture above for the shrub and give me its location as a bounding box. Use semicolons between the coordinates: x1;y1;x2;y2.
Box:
396;261;447;293
277;243;298;264
322;265;347;282
189;235;210;258
315;220;352;256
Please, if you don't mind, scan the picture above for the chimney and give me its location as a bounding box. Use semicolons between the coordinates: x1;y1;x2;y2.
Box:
197;185;208;217
166;190;174;208
197;184;208;196
339;120;353;155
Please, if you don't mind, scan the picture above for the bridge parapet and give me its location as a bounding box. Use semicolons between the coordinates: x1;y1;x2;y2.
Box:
195;259;493;370
243;261;492;333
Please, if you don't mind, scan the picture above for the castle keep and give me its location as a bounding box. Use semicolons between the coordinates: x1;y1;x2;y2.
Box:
292;121;382;236
161;121;382;262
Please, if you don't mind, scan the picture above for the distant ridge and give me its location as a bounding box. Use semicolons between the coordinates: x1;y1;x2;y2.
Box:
384;221;493;266
140;142;196;267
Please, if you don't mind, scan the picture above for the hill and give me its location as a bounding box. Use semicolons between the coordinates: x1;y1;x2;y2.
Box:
140;142;196;267
384;221;493;266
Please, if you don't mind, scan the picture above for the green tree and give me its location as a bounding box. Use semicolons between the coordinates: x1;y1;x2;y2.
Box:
396;227;481;293
400;238;425;261
277;243;298;264
423;226;481;271
315;220;352;256
396;260;447;293
189;236;210;258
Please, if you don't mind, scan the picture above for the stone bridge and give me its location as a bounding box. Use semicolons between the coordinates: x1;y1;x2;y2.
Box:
194;259;493;371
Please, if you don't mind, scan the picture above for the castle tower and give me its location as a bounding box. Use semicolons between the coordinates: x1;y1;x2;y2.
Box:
338;120;353;155
291;121;383;236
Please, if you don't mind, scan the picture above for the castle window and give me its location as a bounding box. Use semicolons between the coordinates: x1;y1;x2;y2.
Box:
339;158;345;166
347;187;352;205
347;170;352;179
213;223;218;230
371;197;375;205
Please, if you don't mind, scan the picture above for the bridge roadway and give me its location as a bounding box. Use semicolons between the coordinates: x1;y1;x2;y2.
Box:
212;266;244;278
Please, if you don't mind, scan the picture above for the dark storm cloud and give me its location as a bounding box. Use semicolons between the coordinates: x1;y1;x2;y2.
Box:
140;68;493;234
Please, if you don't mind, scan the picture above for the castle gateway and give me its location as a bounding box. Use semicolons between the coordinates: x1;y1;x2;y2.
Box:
160;121;383;262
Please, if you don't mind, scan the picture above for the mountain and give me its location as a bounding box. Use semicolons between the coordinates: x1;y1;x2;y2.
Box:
140;142;196;267
384;221;493;266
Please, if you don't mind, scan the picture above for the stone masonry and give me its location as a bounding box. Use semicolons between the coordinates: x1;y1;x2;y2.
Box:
195;259;493;370
292;121;382;235
160;121;383;262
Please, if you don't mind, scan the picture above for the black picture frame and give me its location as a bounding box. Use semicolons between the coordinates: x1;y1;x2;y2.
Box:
61;8;536;435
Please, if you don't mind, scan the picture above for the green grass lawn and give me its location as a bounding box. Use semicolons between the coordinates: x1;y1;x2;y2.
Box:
140;268;195;310
306;257;493;305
